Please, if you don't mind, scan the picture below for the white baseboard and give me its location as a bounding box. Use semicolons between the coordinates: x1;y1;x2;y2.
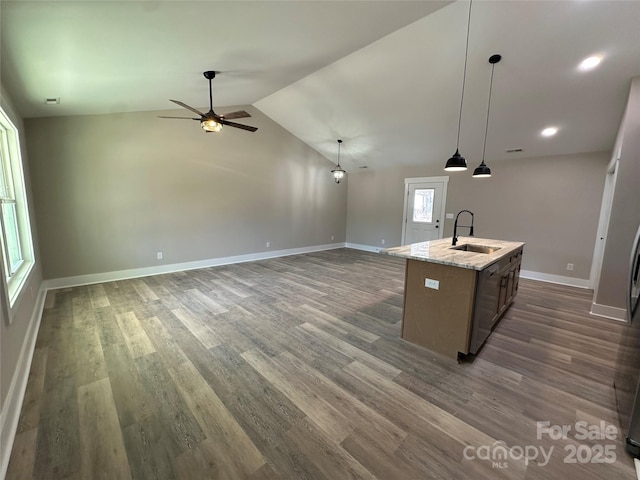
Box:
519;269;591;289
345;243;382;253
347;250;595;293
0;287;46;479
42;243;346;290
496;269;628;322
590;302;627;322
42;243;601;294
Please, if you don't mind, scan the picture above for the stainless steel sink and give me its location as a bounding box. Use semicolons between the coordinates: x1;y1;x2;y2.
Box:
450;244;502;254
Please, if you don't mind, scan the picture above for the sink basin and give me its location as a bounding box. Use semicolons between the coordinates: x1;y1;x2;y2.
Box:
450;244;501;254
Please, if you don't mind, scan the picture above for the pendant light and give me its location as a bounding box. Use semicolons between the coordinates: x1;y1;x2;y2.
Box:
331;139;346;184
444;0;473;172
473;54;501;178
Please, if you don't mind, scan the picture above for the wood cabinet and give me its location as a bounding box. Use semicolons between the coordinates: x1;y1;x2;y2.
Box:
401;260;477;359
401;247;523;360
496;249;522;322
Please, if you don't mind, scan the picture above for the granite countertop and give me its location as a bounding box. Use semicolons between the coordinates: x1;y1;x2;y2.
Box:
380;237;525;271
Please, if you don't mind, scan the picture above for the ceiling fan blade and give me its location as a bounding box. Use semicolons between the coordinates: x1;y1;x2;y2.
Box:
157;116;200;120
219;110;251;120
219;119;258;132
169;99;205;117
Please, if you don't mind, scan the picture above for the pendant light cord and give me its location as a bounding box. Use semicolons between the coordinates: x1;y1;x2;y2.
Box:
481;62;496;164
456;0;473;149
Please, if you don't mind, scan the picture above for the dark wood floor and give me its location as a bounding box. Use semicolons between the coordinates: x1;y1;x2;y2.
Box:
6;248;637;479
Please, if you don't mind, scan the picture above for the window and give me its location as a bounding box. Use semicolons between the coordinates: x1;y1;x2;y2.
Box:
0;107;34;310
412;188;434;223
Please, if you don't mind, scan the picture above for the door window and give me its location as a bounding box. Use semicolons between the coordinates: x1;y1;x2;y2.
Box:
412;188;434;223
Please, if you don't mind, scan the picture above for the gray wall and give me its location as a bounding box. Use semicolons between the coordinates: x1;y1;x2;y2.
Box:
347;151;608;281
0;86;43;416
596;77;640;310
26;106;347;280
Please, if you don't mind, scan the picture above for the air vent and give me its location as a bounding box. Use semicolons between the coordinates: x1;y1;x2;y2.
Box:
359;165;368;169
505;148;523;153
43;98;60;105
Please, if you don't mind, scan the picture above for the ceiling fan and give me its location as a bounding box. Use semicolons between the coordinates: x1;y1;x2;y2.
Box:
159;71;257;133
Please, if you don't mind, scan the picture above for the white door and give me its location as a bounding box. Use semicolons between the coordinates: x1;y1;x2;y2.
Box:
591;154;619;294
402;177;448;245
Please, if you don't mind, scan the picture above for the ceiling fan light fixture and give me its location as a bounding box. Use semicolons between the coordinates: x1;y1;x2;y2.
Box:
160;70;257;133
201;118;223;132
331;139;346;184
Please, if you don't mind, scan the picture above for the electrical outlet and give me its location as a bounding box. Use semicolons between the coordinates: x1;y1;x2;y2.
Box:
331;235;334;241
566;263;574;271
266;241;270;248
381;239;385;245
425;278;440;289
157;252;163;260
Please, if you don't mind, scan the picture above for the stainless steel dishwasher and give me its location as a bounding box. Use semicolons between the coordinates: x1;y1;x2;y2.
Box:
469;257;506;354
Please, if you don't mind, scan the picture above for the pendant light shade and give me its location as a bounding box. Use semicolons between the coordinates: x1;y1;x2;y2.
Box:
473;54;501;178
472;162;491;177
445;149;467;171
444;0;473;172
331;139;346;184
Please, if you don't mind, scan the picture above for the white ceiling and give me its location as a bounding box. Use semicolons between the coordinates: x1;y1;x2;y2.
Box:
2;1;640;171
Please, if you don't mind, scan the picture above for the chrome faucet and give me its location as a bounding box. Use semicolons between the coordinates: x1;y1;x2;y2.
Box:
452;210;474;246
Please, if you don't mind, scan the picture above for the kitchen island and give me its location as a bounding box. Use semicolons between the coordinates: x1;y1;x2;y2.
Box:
381;237;525;360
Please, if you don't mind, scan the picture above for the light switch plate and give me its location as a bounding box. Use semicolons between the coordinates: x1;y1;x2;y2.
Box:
446;213;454;219
425;278;440;289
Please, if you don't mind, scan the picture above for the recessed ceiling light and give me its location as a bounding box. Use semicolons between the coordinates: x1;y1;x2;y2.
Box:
541;127;558;137
578;55;602;72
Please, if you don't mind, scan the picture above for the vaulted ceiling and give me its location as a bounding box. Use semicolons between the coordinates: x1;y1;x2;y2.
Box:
2;1;639;171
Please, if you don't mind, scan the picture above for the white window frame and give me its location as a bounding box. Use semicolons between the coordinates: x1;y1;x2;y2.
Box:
0;106;35;319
